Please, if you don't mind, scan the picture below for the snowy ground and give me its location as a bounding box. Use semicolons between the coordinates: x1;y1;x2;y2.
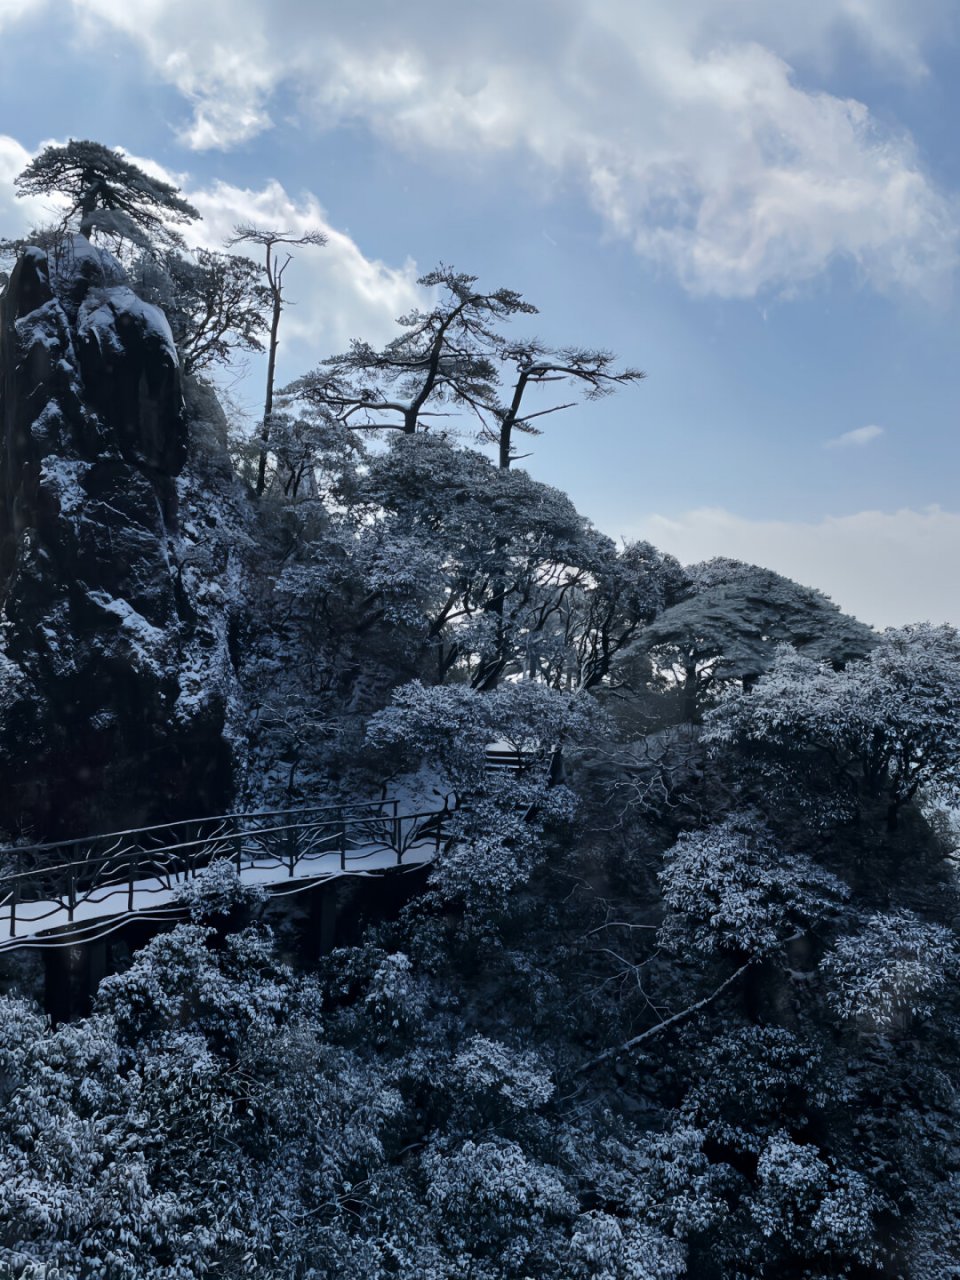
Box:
0;838;439;951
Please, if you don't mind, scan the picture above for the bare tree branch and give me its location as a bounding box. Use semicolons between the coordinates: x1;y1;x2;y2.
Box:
577;956;759;1074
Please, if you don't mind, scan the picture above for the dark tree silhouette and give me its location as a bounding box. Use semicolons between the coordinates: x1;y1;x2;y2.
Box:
15;139;199;250
288;264;643;468
139;249;272;376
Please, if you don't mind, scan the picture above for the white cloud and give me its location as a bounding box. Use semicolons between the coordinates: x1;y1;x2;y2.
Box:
624;505;960;629
66;0;957;300
0;0;44;28
825;424;885;448
0;134;68;245
182;176;426;356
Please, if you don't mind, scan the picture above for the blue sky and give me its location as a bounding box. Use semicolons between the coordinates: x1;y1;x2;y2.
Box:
0;0;957;627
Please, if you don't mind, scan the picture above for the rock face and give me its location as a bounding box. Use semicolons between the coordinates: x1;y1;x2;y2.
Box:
0;237;242;841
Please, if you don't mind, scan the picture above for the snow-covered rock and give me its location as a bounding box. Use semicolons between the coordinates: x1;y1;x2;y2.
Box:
0;241;245;839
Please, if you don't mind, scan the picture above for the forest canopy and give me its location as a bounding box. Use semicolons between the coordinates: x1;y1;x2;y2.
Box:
0;141;958;1280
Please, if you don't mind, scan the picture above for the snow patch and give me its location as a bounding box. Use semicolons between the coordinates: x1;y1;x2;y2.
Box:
47;233;125;294
78;286;178;365
87;591;167;667
39;457;88;517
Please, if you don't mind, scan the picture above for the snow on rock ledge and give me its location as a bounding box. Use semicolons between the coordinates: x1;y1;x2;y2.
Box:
76;284;186;475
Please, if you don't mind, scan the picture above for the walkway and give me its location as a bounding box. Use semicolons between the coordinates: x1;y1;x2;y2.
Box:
0;798;455;951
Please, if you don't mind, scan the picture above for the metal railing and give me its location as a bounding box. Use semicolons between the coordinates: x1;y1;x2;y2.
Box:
0;797;456;948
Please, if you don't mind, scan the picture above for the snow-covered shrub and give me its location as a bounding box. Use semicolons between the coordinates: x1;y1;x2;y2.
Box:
361;950;432;1042
423;1137;577;1274
366;679;596;921
172;858;267;921
822;909;960;1034
568;1212;686;1280
365;681;493;787
658;815;848;956
447;1034;554;1116
95;923;290;1049
706;624;960;828
365;661;605;794
902;1171;960;1280
679;1026;837;1156
629;1123;737;1240
749;1131;880;1269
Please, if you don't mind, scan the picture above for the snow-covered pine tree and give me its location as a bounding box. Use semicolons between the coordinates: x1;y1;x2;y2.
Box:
15;138;199;251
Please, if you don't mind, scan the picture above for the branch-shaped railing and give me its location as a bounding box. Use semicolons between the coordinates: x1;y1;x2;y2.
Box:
0;797;456;948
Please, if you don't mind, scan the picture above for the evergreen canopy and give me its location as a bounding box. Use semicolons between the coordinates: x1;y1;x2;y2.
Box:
15;139;200;250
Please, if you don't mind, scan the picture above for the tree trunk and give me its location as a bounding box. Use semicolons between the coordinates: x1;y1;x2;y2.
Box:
681;662;699;724
78;168;98;241
499;427;512;470
256;293;282;496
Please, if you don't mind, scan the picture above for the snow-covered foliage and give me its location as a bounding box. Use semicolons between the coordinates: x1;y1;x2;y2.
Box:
447;1034;555;1113
369;678;602;780
364;679;602;916
314;433;684;693
423;1138;577;1273
0;928;410;1278
627;558;875;721
749;1131;880;1268
2;184;960;1279
678;1026;838;1156
568;1212;685;1280
822;909;960;1033
355;433;600;685
705;623;960;824
658;815;848;955
172;859;268;921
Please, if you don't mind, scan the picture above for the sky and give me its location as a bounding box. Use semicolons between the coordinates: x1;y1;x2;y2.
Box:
0;0;957;628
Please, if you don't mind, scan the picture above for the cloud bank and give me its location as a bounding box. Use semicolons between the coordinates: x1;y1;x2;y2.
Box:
4;0;944;300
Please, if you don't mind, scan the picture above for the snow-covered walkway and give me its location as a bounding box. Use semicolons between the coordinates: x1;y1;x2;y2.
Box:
0;801;453;950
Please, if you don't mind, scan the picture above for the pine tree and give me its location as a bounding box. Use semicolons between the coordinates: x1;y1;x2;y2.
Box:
14;139;200;251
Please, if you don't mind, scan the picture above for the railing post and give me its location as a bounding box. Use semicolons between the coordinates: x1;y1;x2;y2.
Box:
68;866;77;923
392;799;400;854
287;823;297;877
233;817;243;874
128;850;138;913
339;809;347;871
10;847;23;939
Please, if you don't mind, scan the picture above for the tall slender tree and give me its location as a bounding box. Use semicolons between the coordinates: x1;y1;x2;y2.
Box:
488;341;644;469
227;225;327;496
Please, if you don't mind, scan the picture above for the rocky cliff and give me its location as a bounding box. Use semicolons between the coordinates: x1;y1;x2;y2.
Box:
0;236;246;841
